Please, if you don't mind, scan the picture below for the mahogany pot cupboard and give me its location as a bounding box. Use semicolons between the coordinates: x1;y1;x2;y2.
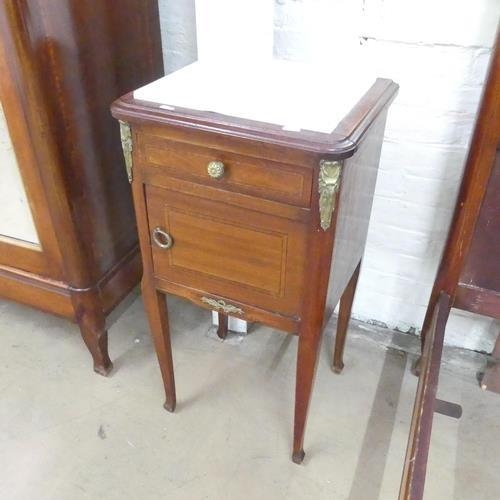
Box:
112;62;399;462
0;0;163;374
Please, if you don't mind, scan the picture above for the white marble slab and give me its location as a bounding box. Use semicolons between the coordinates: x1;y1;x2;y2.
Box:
134;58;378;134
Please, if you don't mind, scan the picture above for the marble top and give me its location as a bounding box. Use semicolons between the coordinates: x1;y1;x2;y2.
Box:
133;59;378;134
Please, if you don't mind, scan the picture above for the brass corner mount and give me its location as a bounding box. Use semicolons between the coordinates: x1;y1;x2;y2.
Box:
318;160;342;231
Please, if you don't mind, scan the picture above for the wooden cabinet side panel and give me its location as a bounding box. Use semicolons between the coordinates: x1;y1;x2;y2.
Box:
325;110;388;318
459;149;500;293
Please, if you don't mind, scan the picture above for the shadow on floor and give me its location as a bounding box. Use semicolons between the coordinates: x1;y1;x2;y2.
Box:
348;346;407;500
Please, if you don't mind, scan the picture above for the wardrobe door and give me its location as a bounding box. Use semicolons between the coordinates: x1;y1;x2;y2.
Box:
0;7;63;279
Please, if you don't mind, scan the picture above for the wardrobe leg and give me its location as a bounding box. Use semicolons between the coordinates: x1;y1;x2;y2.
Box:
73;290;113;376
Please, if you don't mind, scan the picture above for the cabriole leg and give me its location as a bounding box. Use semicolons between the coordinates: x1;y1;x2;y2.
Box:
73;290;113;376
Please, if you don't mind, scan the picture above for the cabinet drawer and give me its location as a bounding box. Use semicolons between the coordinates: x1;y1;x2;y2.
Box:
138;136;312;207
145;184;308;317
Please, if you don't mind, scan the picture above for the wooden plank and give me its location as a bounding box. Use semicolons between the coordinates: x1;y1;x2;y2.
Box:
399;292;454;500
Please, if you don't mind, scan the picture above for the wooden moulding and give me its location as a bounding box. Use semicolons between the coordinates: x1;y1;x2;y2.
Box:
0;265;73;318
0;244;141;323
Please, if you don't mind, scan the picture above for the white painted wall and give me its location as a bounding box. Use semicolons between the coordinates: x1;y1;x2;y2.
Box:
157;0;500;352
157;0;197;73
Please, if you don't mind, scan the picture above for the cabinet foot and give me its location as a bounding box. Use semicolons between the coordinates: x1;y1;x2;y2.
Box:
332;361;344;374
94;356;113;377
292;449;305;464
81;328;113;377
163;400;176;413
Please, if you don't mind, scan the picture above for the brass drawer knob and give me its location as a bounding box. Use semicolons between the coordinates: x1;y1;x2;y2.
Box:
152;227;173;249
207;160;225;179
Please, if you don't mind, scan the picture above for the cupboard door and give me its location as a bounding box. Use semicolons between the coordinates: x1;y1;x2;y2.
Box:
145;184;308;317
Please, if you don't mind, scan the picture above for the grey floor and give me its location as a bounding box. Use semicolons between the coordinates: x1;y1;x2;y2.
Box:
0;294;498;500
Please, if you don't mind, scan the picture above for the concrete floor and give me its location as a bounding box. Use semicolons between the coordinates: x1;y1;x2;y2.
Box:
0;294;499;500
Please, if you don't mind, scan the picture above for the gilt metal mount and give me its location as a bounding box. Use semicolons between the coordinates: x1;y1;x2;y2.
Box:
119;120;133;183
201;297;244;315
318;160;342;231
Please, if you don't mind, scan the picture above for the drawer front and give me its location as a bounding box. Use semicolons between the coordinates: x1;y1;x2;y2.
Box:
138;135;312;207
145;185;308;317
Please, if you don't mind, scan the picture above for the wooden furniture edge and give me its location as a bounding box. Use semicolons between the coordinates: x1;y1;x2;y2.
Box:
334;78;399;147
454;283;500;320
399;292;451;500
68;243;142;319
0;244;141;321
0;265;73;318
0;238;46;276
153;277;299;334
99;244;142;316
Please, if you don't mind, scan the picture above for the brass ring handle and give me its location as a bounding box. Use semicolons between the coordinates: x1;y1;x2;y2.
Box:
207;160;225;180
152;227;173;249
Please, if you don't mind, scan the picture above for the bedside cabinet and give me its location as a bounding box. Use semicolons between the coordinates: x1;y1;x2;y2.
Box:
111;61;398;462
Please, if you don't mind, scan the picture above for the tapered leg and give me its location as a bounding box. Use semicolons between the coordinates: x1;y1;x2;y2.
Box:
141;279;176;412
332;260;361;374
292;330;323;464
73;290;113;376
217;312;229;340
